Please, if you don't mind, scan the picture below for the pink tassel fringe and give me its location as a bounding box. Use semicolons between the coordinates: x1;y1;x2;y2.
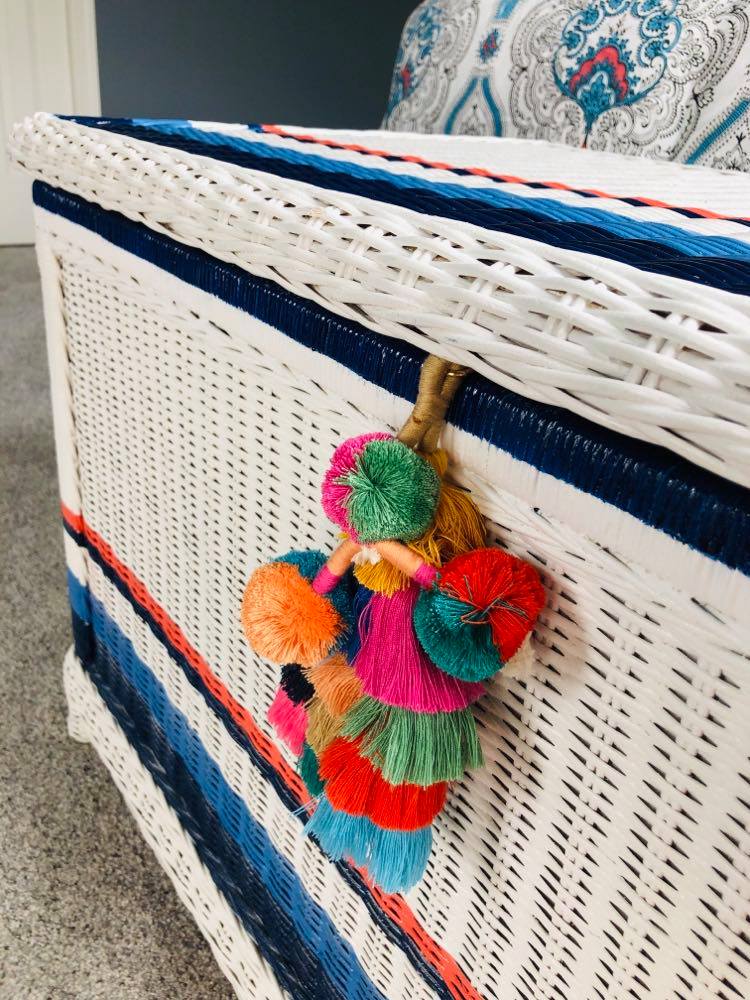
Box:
353;583;485;713
268;686;308;755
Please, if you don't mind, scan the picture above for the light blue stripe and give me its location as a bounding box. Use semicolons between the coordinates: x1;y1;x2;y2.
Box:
87;590;384;1000
127;117;750;262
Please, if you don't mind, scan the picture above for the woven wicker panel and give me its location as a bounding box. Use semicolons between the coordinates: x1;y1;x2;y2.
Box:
46;214;750;1000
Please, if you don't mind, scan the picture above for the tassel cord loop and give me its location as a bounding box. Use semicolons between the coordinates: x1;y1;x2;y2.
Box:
397;355;469;453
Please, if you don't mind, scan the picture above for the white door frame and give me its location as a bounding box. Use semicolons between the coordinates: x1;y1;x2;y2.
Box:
1;0;100;245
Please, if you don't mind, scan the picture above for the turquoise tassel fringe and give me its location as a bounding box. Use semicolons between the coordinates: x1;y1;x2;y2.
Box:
305;795;432;894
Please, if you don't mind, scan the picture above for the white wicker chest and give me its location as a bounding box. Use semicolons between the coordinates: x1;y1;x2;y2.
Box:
9;113;750;1000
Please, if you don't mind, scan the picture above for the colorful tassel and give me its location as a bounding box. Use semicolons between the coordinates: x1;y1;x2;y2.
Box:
306;696;344;757
305;795;433;895
353;583;484;712
342;438;440;543
321;432;391;537
345;583;373;661
342;696;483;785
320;737;447;830
322;434;440;543
280;662;315;705
267;687;308;756
242;556;344;666
299;742;325;798
241;422;546;896
354;454;486;596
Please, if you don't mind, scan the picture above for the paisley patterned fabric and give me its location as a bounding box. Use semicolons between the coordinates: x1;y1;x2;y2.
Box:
383;0;750;171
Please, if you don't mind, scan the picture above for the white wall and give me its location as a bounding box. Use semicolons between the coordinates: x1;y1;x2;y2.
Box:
0;0;100;245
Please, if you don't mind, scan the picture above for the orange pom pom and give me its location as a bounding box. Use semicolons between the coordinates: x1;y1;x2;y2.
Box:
241;561;343;666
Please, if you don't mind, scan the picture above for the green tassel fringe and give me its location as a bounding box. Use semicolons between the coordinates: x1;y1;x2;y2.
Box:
341;696;483;785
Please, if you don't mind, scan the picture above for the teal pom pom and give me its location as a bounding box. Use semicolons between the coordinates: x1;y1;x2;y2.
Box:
275;549;327;581
344;439;439;543
414;548;544;680
413;585;501;682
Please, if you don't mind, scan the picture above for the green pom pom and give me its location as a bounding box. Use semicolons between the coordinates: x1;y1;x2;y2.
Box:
413;587;501;681
299;742;325;798
344;439;439;543
341;696;482;785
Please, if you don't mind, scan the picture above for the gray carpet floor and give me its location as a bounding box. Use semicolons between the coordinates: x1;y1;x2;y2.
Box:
0;246;234;999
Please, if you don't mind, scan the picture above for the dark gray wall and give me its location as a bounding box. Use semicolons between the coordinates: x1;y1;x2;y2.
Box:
95;0;415;128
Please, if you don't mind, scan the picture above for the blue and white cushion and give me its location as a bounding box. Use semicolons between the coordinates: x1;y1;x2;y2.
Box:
384;0;750;171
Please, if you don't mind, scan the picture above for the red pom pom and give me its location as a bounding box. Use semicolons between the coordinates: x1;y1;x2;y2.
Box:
437;549;545;661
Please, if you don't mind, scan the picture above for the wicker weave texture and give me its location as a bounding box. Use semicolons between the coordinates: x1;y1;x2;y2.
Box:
40;207;750;1000
10;113;750;487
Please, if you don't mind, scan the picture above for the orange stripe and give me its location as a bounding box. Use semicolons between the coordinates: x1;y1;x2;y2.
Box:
260;123;750;224
62;503;306;799
61;502;484;1000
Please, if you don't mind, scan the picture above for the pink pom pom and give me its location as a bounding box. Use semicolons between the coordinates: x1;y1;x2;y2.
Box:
321;432;391;538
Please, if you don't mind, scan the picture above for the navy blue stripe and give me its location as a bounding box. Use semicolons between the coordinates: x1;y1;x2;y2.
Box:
64;524;453;1000
39;181;750;573
67;568;91;621
77;613;371;1000
58;116;750;294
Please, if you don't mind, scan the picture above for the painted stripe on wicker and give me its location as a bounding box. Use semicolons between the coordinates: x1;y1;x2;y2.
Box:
256;125;750;225
38;183;750;576
82;593;386;1000
61;511;481;1000
78;604;381;1000
126;119;750;257
57;117;750;295
64;651;288;1000
61;505;307;801
125;117;750;226
107;116;750;239
67;567;91;622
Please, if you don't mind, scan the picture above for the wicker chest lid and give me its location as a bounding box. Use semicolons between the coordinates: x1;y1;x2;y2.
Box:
10;112;750;490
